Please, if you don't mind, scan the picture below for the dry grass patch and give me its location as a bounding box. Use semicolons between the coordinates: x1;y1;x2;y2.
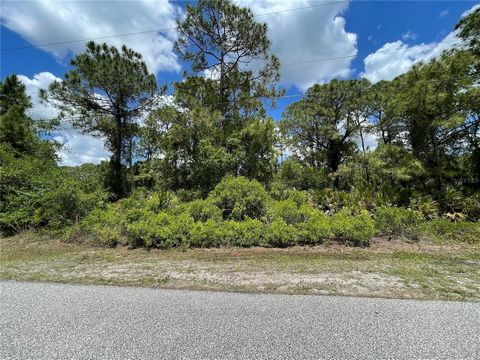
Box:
1;232;479;301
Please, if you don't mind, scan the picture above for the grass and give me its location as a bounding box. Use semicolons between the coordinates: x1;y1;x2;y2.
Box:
1;231;479;301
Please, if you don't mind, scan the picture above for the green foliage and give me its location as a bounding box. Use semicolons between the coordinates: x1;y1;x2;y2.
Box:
189;219;230;248
42;41;161;199
409;195;439;220
208;176;271;220
419;219;480;244
455;7;480;57
234;118;277;184
127;212;195;249
331;210;375;246
296;213;334;245
375;207;423;237
267;200;315;225
274;159;328;191
175;0;281;119
0;145;106;235
190;218;264;248
281;79;371;179
181;199;223;222
231;219;265;247
0;106;37;155
0;74;31;115
74;206;123;247
263;220;297;248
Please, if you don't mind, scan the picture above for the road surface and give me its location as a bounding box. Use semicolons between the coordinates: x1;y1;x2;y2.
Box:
1;281;479;359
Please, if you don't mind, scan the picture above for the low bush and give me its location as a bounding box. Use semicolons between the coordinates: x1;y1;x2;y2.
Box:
267;199;315;225
183;199;223;222
73;206;124;247
208;176;271;220
419;219;480;244
264;220;297;248
375;207;423;237
409;195;439;220
189;219;229;248
126;212;194;249
331;210;375;246
232;218;265;247
296;213;334;245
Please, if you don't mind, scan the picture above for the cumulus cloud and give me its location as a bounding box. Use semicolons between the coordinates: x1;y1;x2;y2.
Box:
362;31;460;83
236;0;357;90
53;126;110;166
1;0;182;74
363;3;479;83
462;4;480;17
18;72;61;120
18;72;109;166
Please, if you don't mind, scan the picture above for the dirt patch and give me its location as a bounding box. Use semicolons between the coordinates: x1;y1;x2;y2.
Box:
1;234;479;300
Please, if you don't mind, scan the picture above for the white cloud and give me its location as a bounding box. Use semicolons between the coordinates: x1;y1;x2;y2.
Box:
461;4;480;17
439;9;449;18
18;72;61;120
17;72;109;166
236;0;357;90
1;0;182;74
203;65;222;81
363;3;479;84
362;31;461;83
401;30;418;42
355;132;378;151
53;126;110;166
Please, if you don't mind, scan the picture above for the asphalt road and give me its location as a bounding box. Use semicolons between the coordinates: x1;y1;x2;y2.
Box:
1;281;479;359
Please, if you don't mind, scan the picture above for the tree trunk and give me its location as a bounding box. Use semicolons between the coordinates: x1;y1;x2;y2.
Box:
108;115;125;200
431;128;443;193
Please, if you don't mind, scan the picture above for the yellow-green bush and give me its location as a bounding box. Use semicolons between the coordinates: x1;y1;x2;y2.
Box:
264;220;298;248
267;199;315;225
375;207;423;236
331;210;375;246
73;206;124;247
296;213;334;245
183;199;223;222
208;176;271;220
126;212;195;249
419;219;480;244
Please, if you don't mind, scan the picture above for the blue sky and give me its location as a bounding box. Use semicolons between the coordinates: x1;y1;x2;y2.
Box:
1;0;478;165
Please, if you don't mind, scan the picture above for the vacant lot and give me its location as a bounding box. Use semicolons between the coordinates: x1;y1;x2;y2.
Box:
1;232;479;301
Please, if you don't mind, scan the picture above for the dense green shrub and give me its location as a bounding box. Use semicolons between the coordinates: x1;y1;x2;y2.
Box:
296;213;334;245
419;219;480;244
208;176;271;220
375;207;423;236
409;195;439;220
185;218;266;248
230;218;265;247
463;194;480;221
126;212;194;249
120;190;179;213
73;206;124;247
331;210;375;246
189;219;229;248
183;199;223;222
0;148;108;234
267;199;315;225
274;159;328;190
264;220;297;248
